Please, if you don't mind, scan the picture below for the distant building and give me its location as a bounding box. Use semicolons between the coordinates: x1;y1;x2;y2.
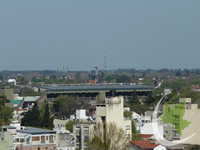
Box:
134;111;163;136
163;89;171;96
0;86;14;100
191;85;200;92
8;79;17;86
22;96;40;110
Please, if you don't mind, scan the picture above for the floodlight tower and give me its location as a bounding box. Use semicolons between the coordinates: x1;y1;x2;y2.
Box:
94;66;99;84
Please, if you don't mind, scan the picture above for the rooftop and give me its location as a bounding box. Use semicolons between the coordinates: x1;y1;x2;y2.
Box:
130;140;159;149
140;134;154;139
17;127;56;135
24;96;40;102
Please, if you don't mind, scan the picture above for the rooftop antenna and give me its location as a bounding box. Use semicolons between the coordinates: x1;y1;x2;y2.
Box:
66;66;68;72
104;52;107;72
94;66;99;84
62;66;65;72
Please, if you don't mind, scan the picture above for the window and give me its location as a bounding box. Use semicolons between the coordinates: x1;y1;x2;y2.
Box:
125;125;130;130
84;128;89;134
76;136;80;142
32;136;40;141
49;135;54;143
41;136;45;143
84;136;89;142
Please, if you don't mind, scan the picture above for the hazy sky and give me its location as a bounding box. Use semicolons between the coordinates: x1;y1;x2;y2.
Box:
0;0;200;71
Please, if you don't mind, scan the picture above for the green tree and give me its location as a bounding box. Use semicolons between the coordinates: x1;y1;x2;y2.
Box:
145;93;155;105
124;110;132;119
89;136;109;150
21;102;41;127
52;95;78;118
130;104;150;114
128;91;139;104
65;120;76;132
41;103;50;128
161;79;189;92
105;74;114;83
116;75;131;83
16;77;29;85
0;106;13;125
131;120;142;140
0;95;13;125
179;87;200;103
89;122;129;150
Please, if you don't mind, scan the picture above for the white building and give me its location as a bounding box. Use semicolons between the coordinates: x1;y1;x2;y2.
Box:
8;79;16;86
14;127;57;150
54;127;74;150
96;96;132;139
76;109;88;120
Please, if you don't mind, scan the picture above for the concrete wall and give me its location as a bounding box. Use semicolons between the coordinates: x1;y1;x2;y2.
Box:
0;132;13;150
53;119;69;128
16;144;56;150
105;96;124;128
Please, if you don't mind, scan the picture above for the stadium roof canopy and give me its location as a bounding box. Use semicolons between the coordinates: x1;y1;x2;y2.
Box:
40;84;153;92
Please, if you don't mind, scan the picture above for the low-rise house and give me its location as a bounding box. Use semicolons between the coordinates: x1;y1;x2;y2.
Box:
22;96;40;110
130;140;166;150
14;127;57;150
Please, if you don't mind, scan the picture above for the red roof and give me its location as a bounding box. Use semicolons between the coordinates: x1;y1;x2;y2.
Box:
89;80;96;84
130;140;159;149
191;85;200;89
140;134;153;139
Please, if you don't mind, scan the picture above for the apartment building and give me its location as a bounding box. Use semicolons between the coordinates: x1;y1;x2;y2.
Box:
96;96;132;139
73;122;94;150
